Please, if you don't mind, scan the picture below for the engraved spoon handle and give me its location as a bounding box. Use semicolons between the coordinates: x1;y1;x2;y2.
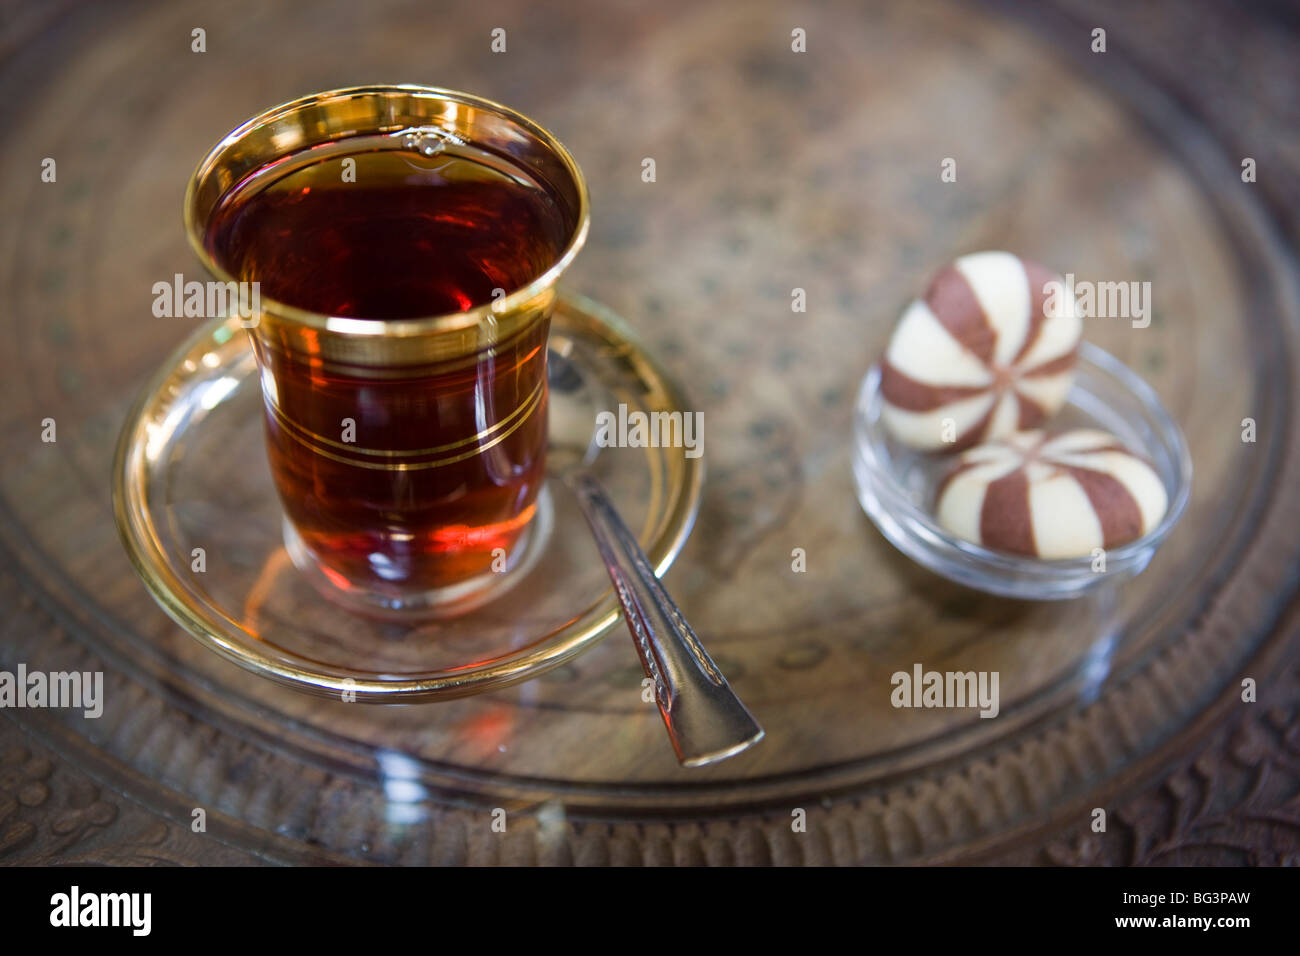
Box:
566;470;764;766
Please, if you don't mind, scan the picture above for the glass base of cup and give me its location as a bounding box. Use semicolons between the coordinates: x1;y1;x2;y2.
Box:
282;486;554;620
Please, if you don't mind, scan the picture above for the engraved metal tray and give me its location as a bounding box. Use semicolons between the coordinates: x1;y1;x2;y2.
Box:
1;0;1297;864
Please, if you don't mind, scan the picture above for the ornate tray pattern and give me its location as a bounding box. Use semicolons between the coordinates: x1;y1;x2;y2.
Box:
1;0;1297;864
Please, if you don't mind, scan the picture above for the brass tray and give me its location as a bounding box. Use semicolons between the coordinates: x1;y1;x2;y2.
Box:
1;0;1297;864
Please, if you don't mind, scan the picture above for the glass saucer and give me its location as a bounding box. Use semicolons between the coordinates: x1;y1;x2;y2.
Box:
112;293;702;702
852;343;1192;600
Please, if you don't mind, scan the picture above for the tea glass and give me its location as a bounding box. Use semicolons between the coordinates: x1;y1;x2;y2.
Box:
184;86;589;613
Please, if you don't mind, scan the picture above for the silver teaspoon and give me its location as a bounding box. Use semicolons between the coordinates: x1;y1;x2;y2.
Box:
547;347;764;767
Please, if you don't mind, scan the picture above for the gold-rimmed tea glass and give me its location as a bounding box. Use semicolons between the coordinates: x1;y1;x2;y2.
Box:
184;85;589;613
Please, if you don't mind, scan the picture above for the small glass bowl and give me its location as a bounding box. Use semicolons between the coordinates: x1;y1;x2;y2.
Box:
851;343;1192;600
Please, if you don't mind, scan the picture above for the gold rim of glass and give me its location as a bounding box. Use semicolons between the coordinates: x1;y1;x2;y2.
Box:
182;84;591;339
112;293;704;702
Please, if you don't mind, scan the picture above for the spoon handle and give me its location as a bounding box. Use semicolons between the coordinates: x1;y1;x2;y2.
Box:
566;471;764;766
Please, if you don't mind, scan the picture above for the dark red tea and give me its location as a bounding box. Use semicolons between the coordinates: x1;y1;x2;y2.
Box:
204;146;569;599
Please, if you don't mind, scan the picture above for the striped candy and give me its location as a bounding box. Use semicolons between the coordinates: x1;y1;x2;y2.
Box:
934;429;1168;559
880;251;1081;451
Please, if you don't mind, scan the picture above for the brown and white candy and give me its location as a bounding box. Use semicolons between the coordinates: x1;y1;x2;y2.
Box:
934;429;1168;559
881;251;1081;451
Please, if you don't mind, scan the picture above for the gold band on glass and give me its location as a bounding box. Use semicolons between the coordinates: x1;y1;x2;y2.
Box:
248;290;554;368
251;321;547;379
264;378;546;471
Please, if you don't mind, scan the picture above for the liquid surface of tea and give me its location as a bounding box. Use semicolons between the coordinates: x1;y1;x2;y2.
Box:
207;147;568;318
204;144;570;602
